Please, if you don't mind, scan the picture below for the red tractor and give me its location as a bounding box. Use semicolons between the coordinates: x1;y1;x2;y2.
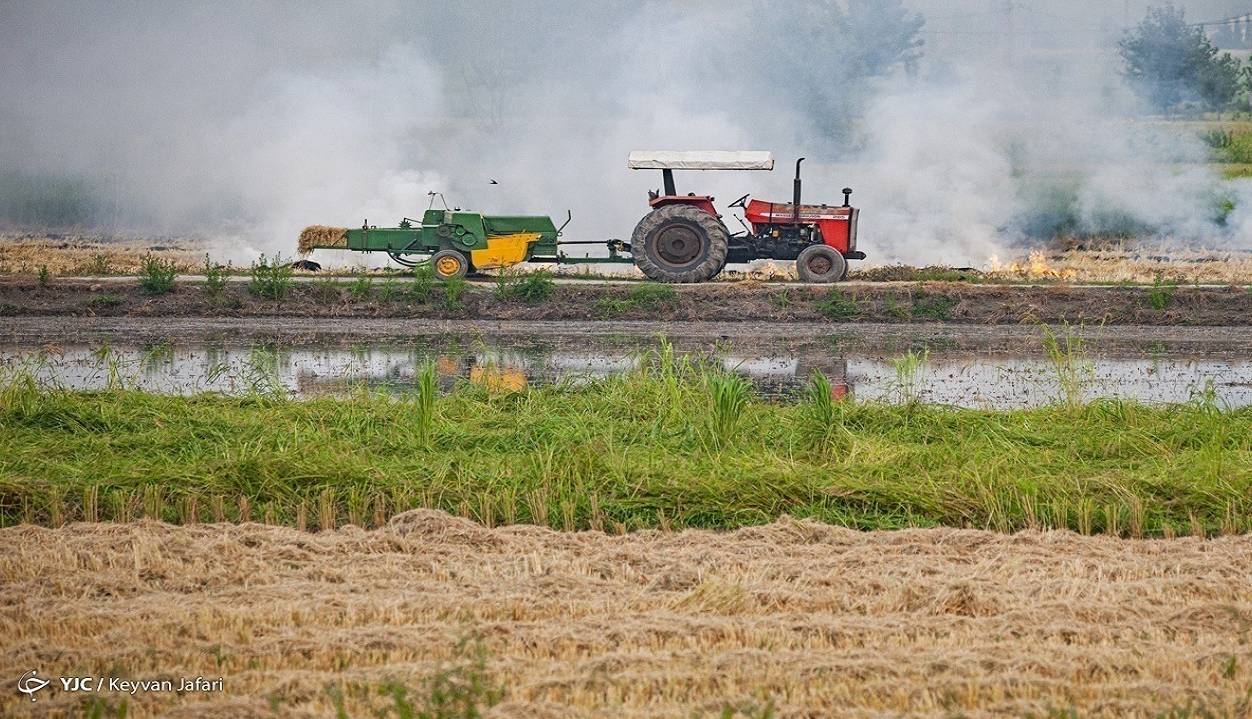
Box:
627;151;863;283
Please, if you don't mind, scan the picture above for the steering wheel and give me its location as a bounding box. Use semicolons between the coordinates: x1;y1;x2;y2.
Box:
728;193;750;209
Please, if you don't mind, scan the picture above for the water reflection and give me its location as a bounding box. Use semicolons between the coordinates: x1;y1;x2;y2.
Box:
3;342;1251;409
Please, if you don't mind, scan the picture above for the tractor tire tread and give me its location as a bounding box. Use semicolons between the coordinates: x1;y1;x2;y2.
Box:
796;244;848;283
631;204;728;283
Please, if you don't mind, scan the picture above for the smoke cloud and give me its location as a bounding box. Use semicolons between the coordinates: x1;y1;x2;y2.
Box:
1;0;1250;267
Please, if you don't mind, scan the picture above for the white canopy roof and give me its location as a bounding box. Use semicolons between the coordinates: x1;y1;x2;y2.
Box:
627;150;774;171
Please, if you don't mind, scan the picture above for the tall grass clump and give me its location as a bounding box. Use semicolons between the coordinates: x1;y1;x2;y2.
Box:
86;253;111;276
1148;274;1177;311
805;370;852;453
409;264;436;304
891;348;929;404
1042;326;1092;409
706;371;751;450
250;253;293;300
440;275;467;310
348;276;372;300
138;253;178;295
495;269;555;304
203;254;229;297
413;362;437;443
378;279;403;302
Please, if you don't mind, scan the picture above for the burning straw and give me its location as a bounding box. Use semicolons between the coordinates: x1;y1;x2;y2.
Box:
298;225;348;254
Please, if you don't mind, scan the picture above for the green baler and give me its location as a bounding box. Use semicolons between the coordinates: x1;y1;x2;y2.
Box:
298;208;628;279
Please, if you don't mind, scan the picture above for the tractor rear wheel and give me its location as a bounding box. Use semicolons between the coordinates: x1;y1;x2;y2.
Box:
631;204;728;283
796;245;848;283
431;249;469;280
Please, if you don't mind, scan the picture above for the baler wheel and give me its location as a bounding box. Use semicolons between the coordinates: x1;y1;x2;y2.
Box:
431;249;469;280
631;204;729;283
796;245;848;283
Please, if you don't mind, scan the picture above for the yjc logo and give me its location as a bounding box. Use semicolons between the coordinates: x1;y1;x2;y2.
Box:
17;669;51;702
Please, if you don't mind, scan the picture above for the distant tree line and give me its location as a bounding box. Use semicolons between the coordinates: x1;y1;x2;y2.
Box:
1120;4;1249;114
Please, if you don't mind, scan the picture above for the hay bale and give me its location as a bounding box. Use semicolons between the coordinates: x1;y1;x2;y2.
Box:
298;226;348;254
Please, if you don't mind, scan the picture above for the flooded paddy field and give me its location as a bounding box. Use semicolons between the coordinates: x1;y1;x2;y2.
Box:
3;317;1251;408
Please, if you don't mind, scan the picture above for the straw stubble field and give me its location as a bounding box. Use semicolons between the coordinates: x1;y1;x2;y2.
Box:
2;511;1250;718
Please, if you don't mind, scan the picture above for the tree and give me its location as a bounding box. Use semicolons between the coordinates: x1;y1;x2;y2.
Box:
1119;5;1242;112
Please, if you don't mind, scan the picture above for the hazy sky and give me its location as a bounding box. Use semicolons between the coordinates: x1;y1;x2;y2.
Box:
2;0;1250;264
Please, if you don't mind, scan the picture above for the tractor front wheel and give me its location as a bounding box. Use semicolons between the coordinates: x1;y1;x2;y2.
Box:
431;249;469;280
631;204;729;283
795;245;848;283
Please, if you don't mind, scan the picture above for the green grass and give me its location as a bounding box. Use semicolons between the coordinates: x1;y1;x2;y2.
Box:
1215;130;1252;164
1218;163;1252;179
494;269;555;304
816;289;860;320
409;265;436;304
378;279;404;302
911;290;957;320
1149;274;1178;311
1;354;1248;536
85;293;121;310
439;275;467;310
348;276;372;300
851;265;988;283
595;282;677;316
137;253;177;295
202;255;229;297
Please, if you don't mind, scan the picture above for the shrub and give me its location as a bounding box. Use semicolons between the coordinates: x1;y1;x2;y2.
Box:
203;255;229;297
378;279;403;302
86;253;111;275
138;253;177;295
1148;274;1177;311
249;253;292;301
409;265;436;304
348;276;372;300
440;275;467;310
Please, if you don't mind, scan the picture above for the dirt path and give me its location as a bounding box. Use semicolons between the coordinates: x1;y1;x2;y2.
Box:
2;277;1251;326
4;316;1252;359
3;514;1250;718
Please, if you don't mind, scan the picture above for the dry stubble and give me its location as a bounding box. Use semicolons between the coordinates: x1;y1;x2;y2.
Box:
2;511;1250;718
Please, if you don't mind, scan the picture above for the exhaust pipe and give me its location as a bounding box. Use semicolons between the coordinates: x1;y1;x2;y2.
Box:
792;157;804;223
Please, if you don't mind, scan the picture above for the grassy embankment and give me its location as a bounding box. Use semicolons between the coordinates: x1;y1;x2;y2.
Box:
2;344;1248;536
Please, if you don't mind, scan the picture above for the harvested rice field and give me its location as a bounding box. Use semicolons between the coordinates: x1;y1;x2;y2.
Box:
0;232;205;276
2;512;1250;718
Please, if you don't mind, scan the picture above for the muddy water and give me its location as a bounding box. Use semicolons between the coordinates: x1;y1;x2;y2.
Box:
4;338;1252;408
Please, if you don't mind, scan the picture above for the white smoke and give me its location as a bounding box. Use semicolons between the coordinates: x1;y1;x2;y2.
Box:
2;0;1250;269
